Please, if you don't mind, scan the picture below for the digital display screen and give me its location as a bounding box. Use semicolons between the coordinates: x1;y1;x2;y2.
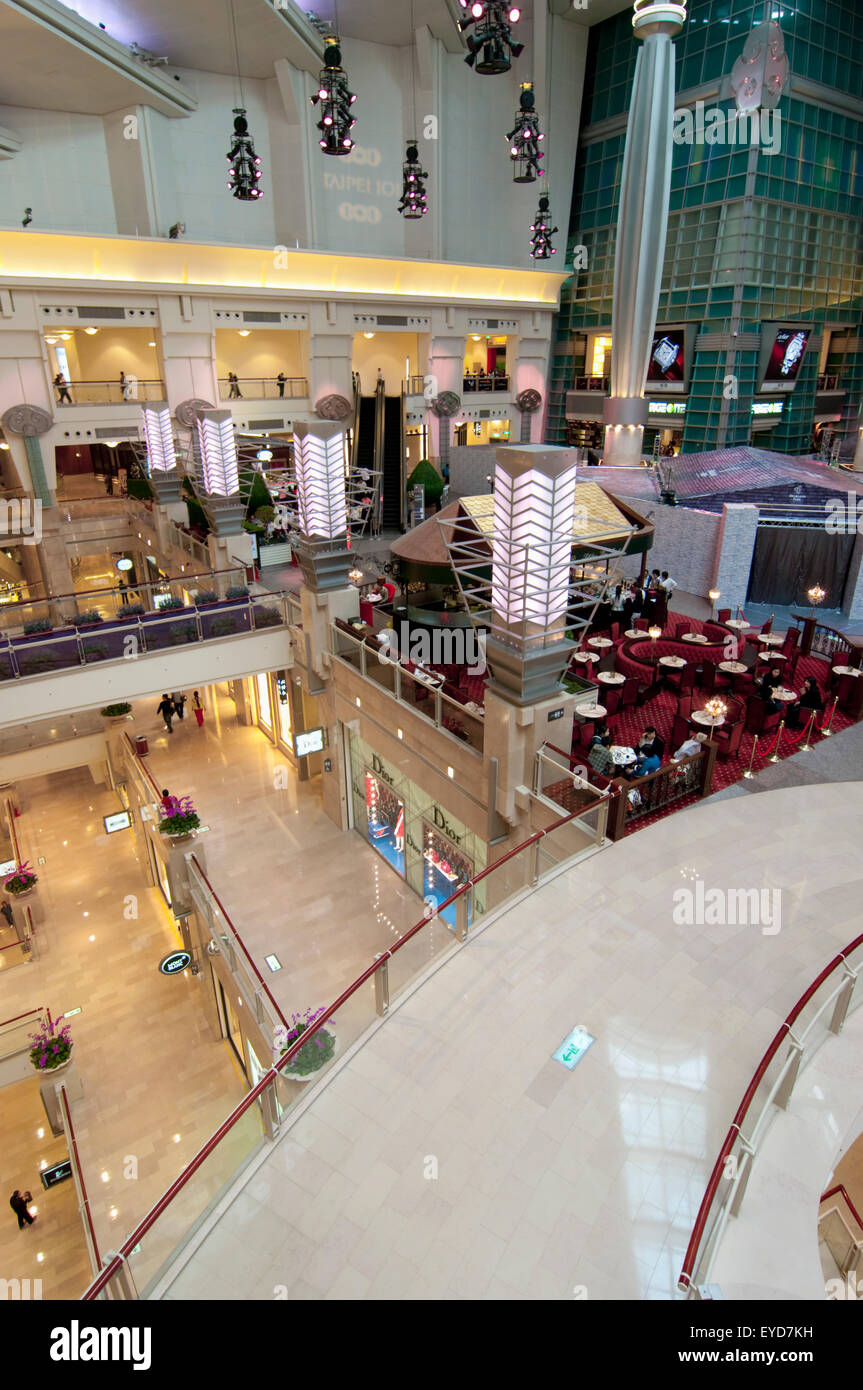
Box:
294;728;324;756
763;328;809;383
104;811;131;834
646;330;686;384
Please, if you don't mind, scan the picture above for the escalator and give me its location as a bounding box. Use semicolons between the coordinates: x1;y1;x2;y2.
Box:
350;380;405;532
354;396;377;477
381;395;403;530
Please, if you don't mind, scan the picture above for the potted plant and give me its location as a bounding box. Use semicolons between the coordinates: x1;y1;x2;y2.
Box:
275;1007;337;1081
194;590;219;606
407;459;444;513
29;1019;73;1073
74;610;104;627
157;795;201;838
226;584;249;599
23;618;52;635
100;702;132;724
5;861;38;897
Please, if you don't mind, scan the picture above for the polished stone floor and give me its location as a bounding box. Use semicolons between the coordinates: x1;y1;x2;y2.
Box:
159;780;863;1300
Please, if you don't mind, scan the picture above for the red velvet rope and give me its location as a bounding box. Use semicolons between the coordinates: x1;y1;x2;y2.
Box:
782;720;813;746
817;698;839;732
759;723;783;757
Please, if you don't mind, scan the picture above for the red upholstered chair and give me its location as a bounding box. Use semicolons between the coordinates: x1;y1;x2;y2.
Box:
700;660;717;694
842;677;863;720
733;671;755;696
634;617;649;631
668;662;696;696
671;714;691;749
677;694;693;719
621;675;640;708
717;608;731;623
781;628;799;656
603;688;622;716
836;673;857;713
610;621;621;641
713;718;744;760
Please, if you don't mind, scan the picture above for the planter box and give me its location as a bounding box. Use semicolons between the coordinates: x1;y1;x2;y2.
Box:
197;599;251;641
11;627;79;677
140;609;198;652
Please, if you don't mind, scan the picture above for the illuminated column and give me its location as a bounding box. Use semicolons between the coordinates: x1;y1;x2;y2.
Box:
141;402;185;509
486;444;578;704
602;0;687;467
293;421;352;591
195;409;246;534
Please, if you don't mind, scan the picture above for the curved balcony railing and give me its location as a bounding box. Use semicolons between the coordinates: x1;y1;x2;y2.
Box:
53;379;166;405
80;791;610;1300
679;930;863;1296
217;377;308;401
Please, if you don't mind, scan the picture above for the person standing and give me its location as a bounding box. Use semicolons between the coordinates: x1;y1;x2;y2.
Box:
172;691;186;721
0;899;14;930
120;370;133;401
157;694;174;733
54;371;72;404
160;789;175;814
192;690;205;727
228;372;242;399
9;1190;34;1229
276;372;286;398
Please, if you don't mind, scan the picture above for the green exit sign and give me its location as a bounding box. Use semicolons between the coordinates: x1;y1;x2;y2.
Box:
553;1025;596;1071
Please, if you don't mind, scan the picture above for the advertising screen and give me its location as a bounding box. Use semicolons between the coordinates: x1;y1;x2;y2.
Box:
646;330;686;385
295;728;324;756
763;328;810;384
104;811;131;834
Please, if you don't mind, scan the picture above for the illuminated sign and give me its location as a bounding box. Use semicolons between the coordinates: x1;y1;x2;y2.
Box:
276;671;289;705
553;1024;596;1071
648;401;687;415
751;401;783;416
40;1159;72;1191
159;950;191;976
295;728;324;756
103;811;131;834
547;708;565;721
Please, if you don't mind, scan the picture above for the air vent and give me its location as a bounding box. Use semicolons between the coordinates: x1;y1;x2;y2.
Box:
243;311;281;324
479;410;491;418
376;315;409;327
486;319;499;329
247;418;286;430
77;306;126;319
94;426;139;439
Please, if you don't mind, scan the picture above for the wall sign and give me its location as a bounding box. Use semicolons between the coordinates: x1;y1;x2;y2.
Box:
40;1159;72;1190
295;728;324;756
159;950;191;976
547;708;564;722
276;671;289;705
104;811;131;834
553;1025;596;1071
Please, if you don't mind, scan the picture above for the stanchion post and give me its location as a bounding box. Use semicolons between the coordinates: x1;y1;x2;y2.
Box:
821;696;838;736
799;710;816;752
767;719;785;763
742;733;759;779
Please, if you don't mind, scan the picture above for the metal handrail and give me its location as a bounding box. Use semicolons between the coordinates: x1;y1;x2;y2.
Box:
821;1184;863;1234
5;796;22;866
679;929;863;1293
0;1005;50;1031
80;792;608;1300
57;1083;102;1276
217;376;308;401
188;855;290;1032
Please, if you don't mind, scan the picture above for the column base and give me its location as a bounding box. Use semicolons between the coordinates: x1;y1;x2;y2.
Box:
485;636;575;706
603;423;646;467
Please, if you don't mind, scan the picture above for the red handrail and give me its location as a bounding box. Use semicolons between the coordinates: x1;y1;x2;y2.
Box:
57;1083;102;1271
821;1183;863;1235
5;797;22;866
679;929;863;1291
188;855;290;1031
123;732;163;800
0;1005;49;1030
81;793;608;1300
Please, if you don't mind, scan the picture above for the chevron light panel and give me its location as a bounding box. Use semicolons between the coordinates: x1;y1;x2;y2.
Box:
197;410;240;497
293;422;347;540
490;449;578;626
141;403;176;472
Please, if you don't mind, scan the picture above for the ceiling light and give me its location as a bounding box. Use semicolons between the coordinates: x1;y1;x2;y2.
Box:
226;108;264;201
398;142;429;220
45;336;58;344
238;330;251;337
507;84;544;183
59;333;72;341
148;340;156;347
84;327;99;335
363;331;375;339
460;1;524;74
311;38;357;156
529;193;558;259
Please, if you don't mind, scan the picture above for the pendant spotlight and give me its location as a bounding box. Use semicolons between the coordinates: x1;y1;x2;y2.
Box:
458;1;523;75
227;110;263;200
310;37;357;155
508;83;544;183
529;193;558;259
398;142;429;218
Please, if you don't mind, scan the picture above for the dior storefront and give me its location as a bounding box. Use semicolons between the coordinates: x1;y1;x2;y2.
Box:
346;730;486;928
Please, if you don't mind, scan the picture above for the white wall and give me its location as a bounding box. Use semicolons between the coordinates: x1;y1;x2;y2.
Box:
0;106;116;235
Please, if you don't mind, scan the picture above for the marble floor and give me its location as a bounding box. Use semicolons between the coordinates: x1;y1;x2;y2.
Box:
0;765;248;1297
158;780;863;1300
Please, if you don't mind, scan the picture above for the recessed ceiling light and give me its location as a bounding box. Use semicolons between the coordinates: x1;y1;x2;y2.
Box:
45;336;58;344
84;327;99;335
238;330;251;337
59;333;72;341
148;340;156;347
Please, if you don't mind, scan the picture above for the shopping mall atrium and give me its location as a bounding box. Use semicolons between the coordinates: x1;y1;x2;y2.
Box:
0;0;861;1316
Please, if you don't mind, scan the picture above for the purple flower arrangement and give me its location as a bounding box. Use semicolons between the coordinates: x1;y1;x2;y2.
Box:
275;1007;336;1077
4;861;38;896
28;1020;73;1071
157;795;201;836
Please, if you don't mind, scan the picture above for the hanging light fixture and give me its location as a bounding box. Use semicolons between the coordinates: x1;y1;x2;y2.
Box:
310;36;357;156
227;110;263;200
398;142;428;219
507;84;544;183
529;193;558;258
458;1;523;75
225;0;263;200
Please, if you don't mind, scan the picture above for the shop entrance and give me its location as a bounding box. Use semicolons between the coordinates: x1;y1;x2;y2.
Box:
216;978;248;1079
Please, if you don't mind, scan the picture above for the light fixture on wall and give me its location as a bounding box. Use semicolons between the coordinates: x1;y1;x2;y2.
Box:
225;0;262;200
508;83;544;183
397;142;429;219
529;192;558;259
490;451;578;627
310;35;357;156
197;410;240;496
141;403;177;472
458;1;523;74
293;421;348;539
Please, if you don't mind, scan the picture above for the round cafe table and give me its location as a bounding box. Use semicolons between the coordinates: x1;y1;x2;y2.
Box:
681;632;709;644
724;619;750;631
609;745;637;768
757;651;787;663
575;702;607;720
718;660;747;674
772;687;799;703
832;664;861;677
758;632;785;646
658;655;686;669
587;636;613;650
624;628;643;639
595;671;625;685
691;708;725;728
570;651;594;665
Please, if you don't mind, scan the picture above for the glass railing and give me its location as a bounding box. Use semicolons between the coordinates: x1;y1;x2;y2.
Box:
462;373;511;393
217;377;308;401
54;380;166;405
81;791;610;1300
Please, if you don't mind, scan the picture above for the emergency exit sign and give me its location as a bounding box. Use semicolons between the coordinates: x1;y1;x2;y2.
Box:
553;1025;596;1071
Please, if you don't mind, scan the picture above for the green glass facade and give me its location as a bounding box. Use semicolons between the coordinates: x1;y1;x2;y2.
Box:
548;0;863;456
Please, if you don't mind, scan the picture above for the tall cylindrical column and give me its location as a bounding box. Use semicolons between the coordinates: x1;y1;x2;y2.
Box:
602;0;687;467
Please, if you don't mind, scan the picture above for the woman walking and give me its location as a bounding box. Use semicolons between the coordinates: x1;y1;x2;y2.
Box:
192;690;205;728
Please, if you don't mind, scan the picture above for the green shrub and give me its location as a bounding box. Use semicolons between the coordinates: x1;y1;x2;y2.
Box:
23;619;52;634
100;702;132;717
407;458;444;505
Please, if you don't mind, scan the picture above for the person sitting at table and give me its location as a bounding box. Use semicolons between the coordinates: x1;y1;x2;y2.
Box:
634;748;661;777
588;732;616;777
636;726;664;760
756;666;783;713
786;676;824;729
672;730;707;761
589;722;610;748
